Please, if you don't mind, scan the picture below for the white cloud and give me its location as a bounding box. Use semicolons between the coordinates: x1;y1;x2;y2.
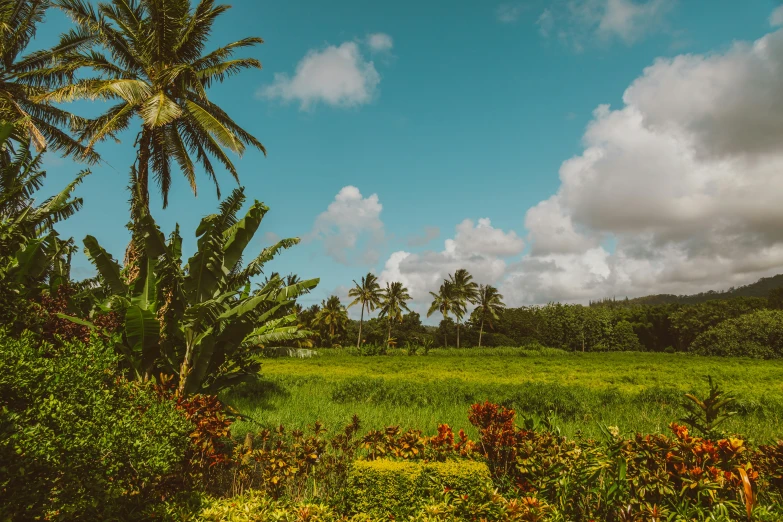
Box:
367;33;393;52
537;8;554;36
261;42;380;110
771;6;783;26
598;0;673;43
407;226;440;247
537;0;675;48
496;3;525;23
503;25;783;304
381;22;783;308
310;186;384;265
380;219;523;304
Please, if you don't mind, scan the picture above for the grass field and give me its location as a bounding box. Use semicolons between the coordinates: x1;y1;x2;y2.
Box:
222;347;783;443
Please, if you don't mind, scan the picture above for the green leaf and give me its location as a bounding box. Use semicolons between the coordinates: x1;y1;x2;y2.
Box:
55;313;96;329
124;305;160;372
83;235;126;295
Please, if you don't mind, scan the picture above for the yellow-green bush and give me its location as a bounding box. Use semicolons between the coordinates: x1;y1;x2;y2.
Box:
193;490;374;521
346;459;491;519
346;460;422;518
421;460;491;495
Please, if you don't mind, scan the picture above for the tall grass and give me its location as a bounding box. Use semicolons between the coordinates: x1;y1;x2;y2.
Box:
222;348;783;443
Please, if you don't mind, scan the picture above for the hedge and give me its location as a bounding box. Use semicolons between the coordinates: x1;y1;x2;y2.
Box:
346;459;490;518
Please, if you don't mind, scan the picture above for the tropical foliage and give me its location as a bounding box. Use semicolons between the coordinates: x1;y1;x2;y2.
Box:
378;281;412;345
473;284;505;348
347;272;383;347
42;0;266;209
76;187;317;394
313;295;349;347
0;0;94;159
0;127;88;329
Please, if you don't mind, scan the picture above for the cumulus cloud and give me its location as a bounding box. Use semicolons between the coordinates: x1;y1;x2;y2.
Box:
503;23;783;305
380;219;523;304
310;186;385;265
407;226;440;247
261;42;380;110
771;6;783;26
367;33;393;52
380;18;783;308
537;0;675;48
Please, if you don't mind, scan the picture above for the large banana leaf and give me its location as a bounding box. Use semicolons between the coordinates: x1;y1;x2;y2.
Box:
124;304;160;376
84;235;127;295
222;200;268;272
219;278;319;321
182;331;217;395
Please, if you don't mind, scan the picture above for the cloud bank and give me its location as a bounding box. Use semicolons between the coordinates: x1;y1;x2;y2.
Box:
378;21;783;307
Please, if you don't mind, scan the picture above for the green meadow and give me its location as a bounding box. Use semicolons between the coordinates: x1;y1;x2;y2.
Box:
224;347;783;443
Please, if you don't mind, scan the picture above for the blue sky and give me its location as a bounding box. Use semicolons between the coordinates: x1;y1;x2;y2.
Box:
34;0;783;317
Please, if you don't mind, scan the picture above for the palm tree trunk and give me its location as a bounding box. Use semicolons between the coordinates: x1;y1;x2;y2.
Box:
479;318;484;348
125;130;152;283
136;129;152;211
357;303;364;348
387;321;391;345
456;321;460;349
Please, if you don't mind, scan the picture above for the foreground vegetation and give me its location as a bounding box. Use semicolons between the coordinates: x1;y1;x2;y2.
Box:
225;347;783;443
5;332;783;520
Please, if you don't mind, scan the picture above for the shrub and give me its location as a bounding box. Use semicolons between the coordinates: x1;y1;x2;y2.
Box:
485;332;518;347
195;491;346;522
0;332;191;520
346;459;490;519
346;460;422;518
690;309;783;358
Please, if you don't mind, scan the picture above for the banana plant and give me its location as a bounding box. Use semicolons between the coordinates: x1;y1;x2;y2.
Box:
0;125;88;300
79;188;318;395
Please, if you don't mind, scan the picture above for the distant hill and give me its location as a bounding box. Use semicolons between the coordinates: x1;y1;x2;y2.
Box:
592;274;783;307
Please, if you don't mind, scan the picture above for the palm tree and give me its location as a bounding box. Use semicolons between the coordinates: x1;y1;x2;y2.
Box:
0;0;95;160
44;0;266;209
427;280;460;347
313;295;348;347
475;284;505;348
378;281;412;345
449;268;478;348
347;272;383;347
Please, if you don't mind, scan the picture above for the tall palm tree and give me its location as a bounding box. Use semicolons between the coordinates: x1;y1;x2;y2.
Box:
427;280;460;347
313;295;348;347
378;281;411;345
449;268;478;348
0;0;95;160
44;0;266;209
347;272;382;347
475;284;505;348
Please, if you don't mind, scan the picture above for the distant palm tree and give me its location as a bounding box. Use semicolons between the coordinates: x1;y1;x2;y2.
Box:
475;284;505;347
449;268;479;348
0;0;95;160
378;281;412;345
44;0;266;209
313;295;348;347
427;280;460;347
347;272;383;347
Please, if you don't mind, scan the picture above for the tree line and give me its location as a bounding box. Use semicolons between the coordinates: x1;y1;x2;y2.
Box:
298;271;783;357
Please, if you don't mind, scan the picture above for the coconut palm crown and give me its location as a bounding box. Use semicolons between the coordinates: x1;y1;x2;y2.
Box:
43;0;266;208
347;272;383;347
